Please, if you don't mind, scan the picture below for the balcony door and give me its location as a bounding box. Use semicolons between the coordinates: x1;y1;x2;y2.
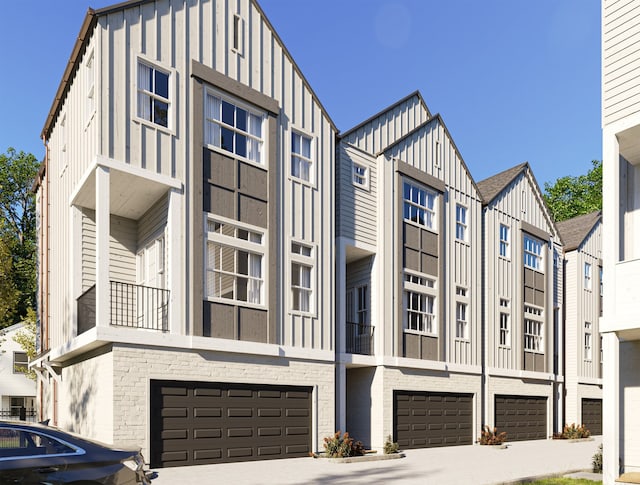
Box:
136;235;168;329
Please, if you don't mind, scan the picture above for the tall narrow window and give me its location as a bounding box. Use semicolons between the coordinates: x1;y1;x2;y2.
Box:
499;224;510;258
584;262;592;290
499;298;510;346
523;234;543;271
291;132;312;182
292;263;312;312
403;182;437;230
85;50;95;121
584;322;592;360
456;302;468;339
232;14;244;54
137;61;170;128
599;266;603;316
205;90;264;164
356;286;368;325
455;204;467;241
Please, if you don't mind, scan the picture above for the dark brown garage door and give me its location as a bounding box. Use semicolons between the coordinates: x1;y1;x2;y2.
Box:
582;398;602;436
495;395;546;441
150;380;312;468
394;391;473;449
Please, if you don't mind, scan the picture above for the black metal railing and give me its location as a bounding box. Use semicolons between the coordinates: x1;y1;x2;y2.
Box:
0;407;37;422
346;322;375;355
76;281;169;333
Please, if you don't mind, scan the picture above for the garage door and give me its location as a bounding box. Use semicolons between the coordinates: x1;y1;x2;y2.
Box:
495;395;546;441
394;391;473;449
582;398;602;436
150;380;312;468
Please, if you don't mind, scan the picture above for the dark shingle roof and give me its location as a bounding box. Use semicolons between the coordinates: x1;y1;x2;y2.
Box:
555;211;602;252
476;163;528;205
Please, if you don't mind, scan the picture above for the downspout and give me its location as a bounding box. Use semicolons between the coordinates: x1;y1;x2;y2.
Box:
561;257;567;433
481;206;487;428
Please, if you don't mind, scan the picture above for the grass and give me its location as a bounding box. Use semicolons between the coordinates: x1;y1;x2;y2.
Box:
521;479;602;485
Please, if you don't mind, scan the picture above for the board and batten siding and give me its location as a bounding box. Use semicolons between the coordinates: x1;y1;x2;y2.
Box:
337;144;377;245
603;0;640;125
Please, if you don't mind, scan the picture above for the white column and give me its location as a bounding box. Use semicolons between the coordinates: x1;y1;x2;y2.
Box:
336;363;347;433
603;331;620;485
167;188;182;335
95;166;110;328
336;238;347;432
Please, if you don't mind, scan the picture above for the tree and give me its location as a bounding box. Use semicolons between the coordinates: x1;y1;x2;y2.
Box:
0;148;39;328
12;308;37;380
543;160;602;223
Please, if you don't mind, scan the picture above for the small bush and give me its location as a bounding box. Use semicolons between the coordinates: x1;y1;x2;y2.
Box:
592;443;603;473
561;423;591;440
478;425;507;445
323;431;365;458
383;435;399;454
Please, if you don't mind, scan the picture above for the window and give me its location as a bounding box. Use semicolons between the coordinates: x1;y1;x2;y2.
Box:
584;262;592;290
456;302;468;339
205;90;264;164
499;298;510;347
434;140;441;168
403;181;437;230
455;204;467;241
13;352;28;374
291;240;314;313
524;305;544;352
406;291;435;334
205;217;264;305
291;132;312;182
59;114;67;177
233;14;244;54
137;61;170;128
352;162;369;189
356;286;368;325
523;234;543;271
85;50;95;121
456;286;467;297
584;322;592;361
600;335;603;363
0;427;77;456
499;224;510;258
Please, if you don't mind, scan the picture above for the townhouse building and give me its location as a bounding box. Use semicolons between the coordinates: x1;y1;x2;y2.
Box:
601;0;640;481
556;212;602;435
477;163;564;441
0;323;36;420
336;92;483;450
33;0;337;468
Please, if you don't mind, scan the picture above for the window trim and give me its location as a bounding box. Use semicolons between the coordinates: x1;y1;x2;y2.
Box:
524;304;544;353
455;301;469;340
13;351;28;374
584;321;593;361
352;161;370;190
403;269;437;336
498;298;510;348
455;204;468;242
523;234;544;272
84;48;95;127
290;239;316;316
584;262;592;291
499;223;510;259
290;130;315;185
403;180;438;232
134;56;175;134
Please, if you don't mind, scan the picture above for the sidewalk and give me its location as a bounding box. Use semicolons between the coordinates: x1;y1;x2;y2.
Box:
150;436;602;485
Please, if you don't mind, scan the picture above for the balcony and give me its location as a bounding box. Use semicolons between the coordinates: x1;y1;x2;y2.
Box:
77;280;169;334
346;322;375;355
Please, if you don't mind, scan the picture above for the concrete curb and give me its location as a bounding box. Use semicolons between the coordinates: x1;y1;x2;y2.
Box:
316;452;405;463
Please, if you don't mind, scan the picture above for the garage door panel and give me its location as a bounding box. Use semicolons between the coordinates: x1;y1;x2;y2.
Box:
582;398;602;435
150;381;312;468
495;395;546;441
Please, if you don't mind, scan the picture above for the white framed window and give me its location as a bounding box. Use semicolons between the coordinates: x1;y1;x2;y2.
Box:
499;298;510;347
403;181;437;230
434;139;441;168
405;273;435;288
456;302;468;340
291;240;314;314
584;262;592;290
137;60;170;128
524;304;544;352
59;114;67;177
455;204;467;242
205;216;265;306
524;234;543;271
456;286;467;297
13;352;28;374
204;89;265;164
406;291;435;334
499;224;510;258
291;131;313;182
356;285;368;325
352;162;369;189
584;322;592;361
85;49;95;123
232;14;245;55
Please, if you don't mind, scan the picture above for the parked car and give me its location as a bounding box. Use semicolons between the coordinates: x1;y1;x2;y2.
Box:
0;420;152;484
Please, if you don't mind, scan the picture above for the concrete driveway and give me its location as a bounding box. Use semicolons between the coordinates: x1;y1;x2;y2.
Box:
150;437;602;485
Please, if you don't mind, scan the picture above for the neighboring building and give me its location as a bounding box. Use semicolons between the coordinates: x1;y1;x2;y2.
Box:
33;0;337;468
0;323;36;420
477;163;564;441
556;211;602;435
602;0;640;482
336;92;484;450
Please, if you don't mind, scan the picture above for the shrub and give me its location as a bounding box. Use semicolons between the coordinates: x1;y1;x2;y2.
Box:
478;425;507;445
561;423;591;439
323;431;365;458
592;444;603;473
383;435;399;454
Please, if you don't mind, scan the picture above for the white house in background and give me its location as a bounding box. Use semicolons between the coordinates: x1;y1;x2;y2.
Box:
556;211;602;435
602;0;640;482
0;323;36;419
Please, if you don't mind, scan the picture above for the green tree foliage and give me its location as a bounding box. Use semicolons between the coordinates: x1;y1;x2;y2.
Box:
543;160;602;223
12;308;37;380
0;148;39;328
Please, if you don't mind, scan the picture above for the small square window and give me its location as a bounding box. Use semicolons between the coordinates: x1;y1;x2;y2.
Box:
13;352;28;374
352;162;369;189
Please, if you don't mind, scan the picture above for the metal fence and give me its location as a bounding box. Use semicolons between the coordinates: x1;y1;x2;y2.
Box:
0;407;37;422
346;322;375;355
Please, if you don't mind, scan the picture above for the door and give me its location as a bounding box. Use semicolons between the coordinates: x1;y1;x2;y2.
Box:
495;395;547;441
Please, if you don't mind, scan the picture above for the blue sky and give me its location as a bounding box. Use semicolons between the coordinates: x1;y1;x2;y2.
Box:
0;0;600;187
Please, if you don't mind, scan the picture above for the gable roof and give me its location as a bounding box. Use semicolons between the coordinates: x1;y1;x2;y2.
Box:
555;211;602;252
339;90;431;140
476;162;528;205
42;0;337;140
